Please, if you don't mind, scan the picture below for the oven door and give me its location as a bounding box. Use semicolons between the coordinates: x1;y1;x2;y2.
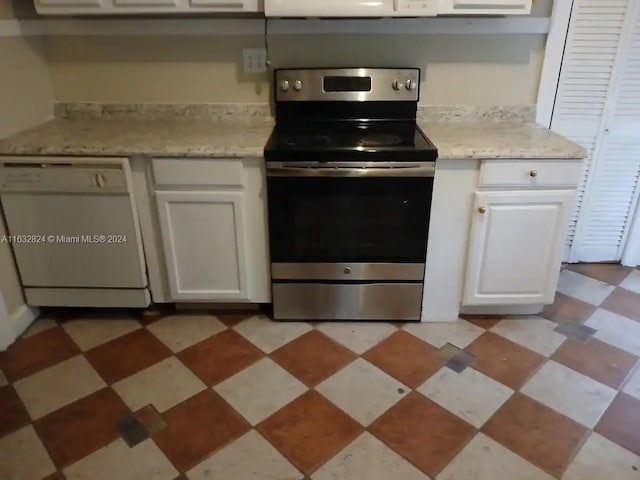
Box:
267;162;434;280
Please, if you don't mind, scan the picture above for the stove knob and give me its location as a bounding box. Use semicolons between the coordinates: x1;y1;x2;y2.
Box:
392;79;404;91
406;79;417;90
293;80;303;91
280;80;290;92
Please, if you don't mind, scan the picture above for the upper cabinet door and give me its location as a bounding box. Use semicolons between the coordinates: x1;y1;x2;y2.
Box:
438;0;532;15
463;189;574;306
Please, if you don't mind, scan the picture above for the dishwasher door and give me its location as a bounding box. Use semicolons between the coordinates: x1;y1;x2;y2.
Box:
0;159;147;289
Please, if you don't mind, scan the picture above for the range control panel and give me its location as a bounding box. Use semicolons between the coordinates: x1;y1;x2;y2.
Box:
394;0;438;15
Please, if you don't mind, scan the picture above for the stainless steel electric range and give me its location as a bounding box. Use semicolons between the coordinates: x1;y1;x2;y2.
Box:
264;68;438;321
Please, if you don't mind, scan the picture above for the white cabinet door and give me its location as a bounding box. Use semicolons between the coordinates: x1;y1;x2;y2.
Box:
463;190;574;306
155;191;249;301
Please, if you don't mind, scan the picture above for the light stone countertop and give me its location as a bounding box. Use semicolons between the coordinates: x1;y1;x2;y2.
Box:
0;106;586;160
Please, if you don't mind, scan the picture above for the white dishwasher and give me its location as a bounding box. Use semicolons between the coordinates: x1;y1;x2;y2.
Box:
0;157;150;307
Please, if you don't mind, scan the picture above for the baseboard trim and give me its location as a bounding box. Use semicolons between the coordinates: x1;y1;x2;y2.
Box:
0;304;39;351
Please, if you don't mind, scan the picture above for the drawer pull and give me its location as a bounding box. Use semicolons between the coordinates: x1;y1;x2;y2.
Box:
529;169;538;178
478;206;487;214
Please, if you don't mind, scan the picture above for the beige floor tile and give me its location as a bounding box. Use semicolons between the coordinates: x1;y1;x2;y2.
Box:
113;357;205;412
233;315;312;354
557;270;616;306
312;432;428;480
187;430;302;480
316;322;398;355
64;438;177;480
619;270;640;294
62;317;140;350
22;318;58;338
438;433;554;480
0;425;56;480
403;319;483;349
418;367;513;428
316;358;408;426
214;357;307;425
622;364;640;401
562;432;640;480
490;317;565;356
521;360;616;428
14;355;106;419
586;309;640;356
147;313;226;352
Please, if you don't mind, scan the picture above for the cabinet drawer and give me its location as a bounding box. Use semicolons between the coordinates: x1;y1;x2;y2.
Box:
152;158;243;187
479;160;582;188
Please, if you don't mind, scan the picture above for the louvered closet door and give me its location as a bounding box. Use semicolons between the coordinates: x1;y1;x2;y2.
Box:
551;0;631;261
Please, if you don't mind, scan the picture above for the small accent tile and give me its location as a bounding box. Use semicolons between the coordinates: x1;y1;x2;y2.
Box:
35;387;130;466
14;355;106;420
444;350;476;373
595;393;640;456
542;292;597;324
0;385;31;438
601;287;640;323
466;331;544;389
0;425;56;480
369;392;476;477
271;330;356;386
315;322;397;355
214;357;307;425
312;432;428;480
490;317;565;357
552;338;638;389
257;390;362;474
316;358;409;426
482;393;588;478
134;404;167;435
434;342;465;363
585;308;640;356
146;313;226;353
63;438;178;480
178;329;263;386
563;432;640;480
62;315;141;351
112;357;206;413
521;360;616;428
362;330;441;388
116;413;149;448
567;263;633;286
187;430;302;480
437;433;554;480
234;315;312;354
418;367;513;428
557;270;616;306
0;327;80;382
554;321;597;342
403;319;484;349
153;390;249;472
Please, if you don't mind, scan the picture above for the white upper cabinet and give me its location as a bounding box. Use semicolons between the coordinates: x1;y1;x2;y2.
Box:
437;0;531;15
34;0;260;14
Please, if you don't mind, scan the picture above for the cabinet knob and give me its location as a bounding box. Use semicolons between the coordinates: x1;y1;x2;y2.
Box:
344;267;352;274
529;169;538;178
478;206;487;214
94;174;107;188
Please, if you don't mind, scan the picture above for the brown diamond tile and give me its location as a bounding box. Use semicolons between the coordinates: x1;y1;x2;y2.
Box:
369;391;475;477
0;327;80;382
177;329;262;386
482;392;588;477
216;311;256;327
362;330;441;388
85;329;172;384
568;263;633;286
34;387;130;467
257;390;362;474
460;315;503;329
542;292;597;324
552;338;638;389
0;385;31;437
271;330;356;386
595;393;640;456
466;332;545;389
153;389;249;472
601;287;640;323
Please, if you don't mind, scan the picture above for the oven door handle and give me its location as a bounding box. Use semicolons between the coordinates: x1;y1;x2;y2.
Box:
266;163;435;178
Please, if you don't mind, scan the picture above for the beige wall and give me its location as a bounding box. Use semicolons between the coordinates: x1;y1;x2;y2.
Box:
0;0;54;319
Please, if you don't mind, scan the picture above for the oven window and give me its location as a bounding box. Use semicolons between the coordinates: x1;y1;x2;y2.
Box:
268;176;432;263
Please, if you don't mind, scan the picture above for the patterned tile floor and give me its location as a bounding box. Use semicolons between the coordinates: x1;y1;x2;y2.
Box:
1;263;640;479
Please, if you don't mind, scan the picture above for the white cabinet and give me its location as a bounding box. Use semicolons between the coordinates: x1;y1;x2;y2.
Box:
437;0;531;15
156;191;249;301
463;189;574;305
34;0;259;14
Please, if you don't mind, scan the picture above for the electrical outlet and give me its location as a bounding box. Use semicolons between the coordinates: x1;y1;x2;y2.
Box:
242;48;267;74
